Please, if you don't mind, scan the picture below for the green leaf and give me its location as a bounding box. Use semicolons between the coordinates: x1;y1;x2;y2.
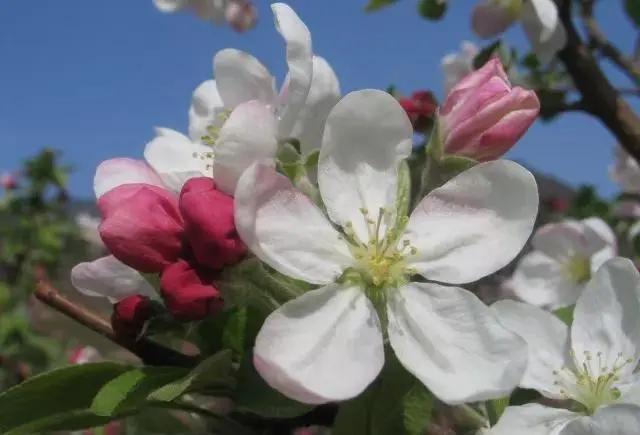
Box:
0;362;130;433
91;366;188;416
396;160;411;221
487;396;509;426
626;0;640;27
554;305;575;326
4;411;120;435
418;0;447;20
365;0;399;12
233;352;313;418
149;350;235;402
403;384;433;435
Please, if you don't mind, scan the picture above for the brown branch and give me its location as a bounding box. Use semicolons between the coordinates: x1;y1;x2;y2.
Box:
579;0;640;85
34;279;198;368
555;0;640;161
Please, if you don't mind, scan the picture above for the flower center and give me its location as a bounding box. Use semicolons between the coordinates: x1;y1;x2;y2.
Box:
564;255;591;284
340;207;416;305
553;350;633;414
200;110;232;147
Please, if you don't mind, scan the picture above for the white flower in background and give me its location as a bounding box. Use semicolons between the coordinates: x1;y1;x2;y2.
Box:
441;41;478;95
69;346;102;365
235;89;539;405
491;258;640;435
189;3;341;194
93;128;211;199
611;147;640;194
472;0;567;64
506;218;616;310
153;0;257;32
75;213;105;250
71;255;155;303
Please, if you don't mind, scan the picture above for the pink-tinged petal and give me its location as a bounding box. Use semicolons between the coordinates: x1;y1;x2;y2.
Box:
471;2;518;39
94;158;163;199
254;284;384;404
179;177;246;270
71;255;156;303
98;184;184;273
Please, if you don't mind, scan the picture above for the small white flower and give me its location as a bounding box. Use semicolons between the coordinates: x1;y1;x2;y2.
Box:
153;0;256;31
472;0;567;64
93;127;212;201
507;218;616;310
611;147;640;194
188;3;341;194
235;89;539;405
441;41;478;95
491;257;640;434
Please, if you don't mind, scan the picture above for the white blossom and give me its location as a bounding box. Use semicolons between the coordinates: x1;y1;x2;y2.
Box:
234;89;539;405
491;258;640;435
506;218;616;310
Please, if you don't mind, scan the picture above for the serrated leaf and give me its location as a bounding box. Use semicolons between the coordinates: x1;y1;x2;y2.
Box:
403;384;433;435
365;0;399;12
233;352;313;418
0;362;130;433
91;367;187;416
149;350;235;402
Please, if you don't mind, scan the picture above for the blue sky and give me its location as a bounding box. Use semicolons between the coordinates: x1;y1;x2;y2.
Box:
1;0;637;198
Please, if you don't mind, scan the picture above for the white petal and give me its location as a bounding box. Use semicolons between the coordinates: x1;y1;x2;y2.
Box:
213;100;278;195
521;0;567;64
213;48;277;109
234;163;354;285
562;405;640;435
254;284;384;404
144;128;212;193
71;256;155;303
583;217;617;271
620;375;640;406
318;89;412;243
404;160;539;284
271;3;313;139
489;404;577;435
93;158;164;199
572;258;640;377
289;56;341;154
492;300;570;398
532;218;615;263
188;80;225;143
387;282;527;404
508;251;583;310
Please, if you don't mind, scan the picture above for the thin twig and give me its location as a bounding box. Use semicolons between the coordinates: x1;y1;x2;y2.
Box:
579;0;640;85
34;279;198;368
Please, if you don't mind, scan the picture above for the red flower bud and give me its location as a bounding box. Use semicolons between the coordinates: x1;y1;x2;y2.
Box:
99;183;184;273
399;91;437;133
111;295;152;337
1;172;19;191
179;177;247;270
160;259;224;321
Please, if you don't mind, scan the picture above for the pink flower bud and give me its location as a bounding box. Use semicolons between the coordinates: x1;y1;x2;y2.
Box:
69;346;101;365
1;172;18;190
399;91;438;133
439;58;540;161
98;184;184;273
160;259;224;321
179;177;246;270
112;295;152;337
225;1;257;33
